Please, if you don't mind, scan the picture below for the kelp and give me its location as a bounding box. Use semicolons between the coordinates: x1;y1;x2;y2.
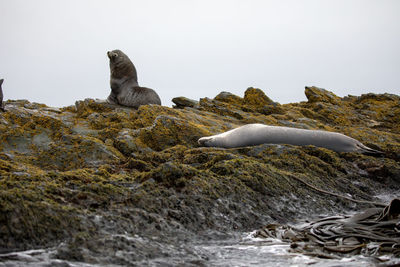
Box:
255;199;400;259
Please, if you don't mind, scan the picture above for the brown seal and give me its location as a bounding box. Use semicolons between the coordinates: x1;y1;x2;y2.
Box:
0;79;5;112
106;50;161;108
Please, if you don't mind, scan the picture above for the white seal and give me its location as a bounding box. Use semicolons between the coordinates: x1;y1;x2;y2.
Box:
198;124;382;154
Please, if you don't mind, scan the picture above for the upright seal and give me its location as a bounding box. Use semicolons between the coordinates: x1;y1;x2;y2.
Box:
198;123;382;154
106;49;161;108
0;79;5;112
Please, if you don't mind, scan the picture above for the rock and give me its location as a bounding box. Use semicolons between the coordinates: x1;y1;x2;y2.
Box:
138;115;209;151
199;97;246;120
43;107;62;113
305;86;341;104
31;131;53;150
115;128;151;155
172;97;199;108
214;91;243;105
0;87;399;264
243;87;275;107
75;98;115;117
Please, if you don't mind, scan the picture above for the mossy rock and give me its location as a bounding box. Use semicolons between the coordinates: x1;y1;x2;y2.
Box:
304;86;341;104
138;115;209;151
243;87;275;107
214;91;243;105
0;88;399;260
172;96;199;108
75;99;115;118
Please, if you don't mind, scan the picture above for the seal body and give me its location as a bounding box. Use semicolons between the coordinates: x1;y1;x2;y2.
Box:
0;79;4;112
107;50;161;108
198;124;382;154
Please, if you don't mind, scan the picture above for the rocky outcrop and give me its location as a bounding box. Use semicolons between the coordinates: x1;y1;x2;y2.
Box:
0;87;399;264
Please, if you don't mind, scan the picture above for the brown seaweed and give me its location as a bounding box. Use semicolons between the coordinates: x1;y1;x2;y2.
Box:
255;199;400;258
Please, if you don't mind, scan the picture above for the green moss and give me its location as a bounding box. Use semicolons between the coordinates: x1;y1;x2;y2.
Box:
214;91;244;105
0;90;399;252
243;87;275;107
75;99;115;118
138;116;209;151
304;86;341;104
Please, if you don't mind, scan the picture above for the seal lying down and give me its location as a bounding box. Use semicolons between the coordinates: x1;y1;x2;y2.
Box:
255;198;400;258
198;124;382;154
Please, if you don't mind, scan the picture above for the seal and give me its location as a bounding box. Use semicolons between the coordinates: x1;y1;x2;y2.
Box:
198;123;382;154
0;79;5;112
106;49;161;108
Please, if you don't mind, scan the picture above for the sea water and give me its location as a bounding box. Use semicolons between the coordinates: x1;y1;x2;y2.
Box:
1;231;398;267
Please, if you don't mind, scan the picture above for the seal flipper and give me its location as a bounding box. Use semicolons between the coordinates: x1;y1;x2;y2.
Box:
106;93;119;105
356;143;384;156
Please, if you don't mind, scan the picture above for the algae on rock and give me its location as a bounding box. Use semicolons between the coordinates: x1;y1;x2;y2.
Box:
0;87;399;263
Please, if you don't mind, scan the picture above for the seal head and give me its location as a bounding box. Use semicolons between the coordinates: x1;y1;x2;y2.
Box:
107;50;138;91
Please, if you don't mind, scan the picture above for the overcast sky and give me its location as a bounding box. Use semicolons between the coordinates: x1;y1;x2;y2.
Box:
0;0;399;107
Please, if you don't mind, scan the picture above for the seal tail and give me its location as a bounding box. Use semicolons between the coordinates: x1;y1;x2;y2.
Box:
357;143;384;156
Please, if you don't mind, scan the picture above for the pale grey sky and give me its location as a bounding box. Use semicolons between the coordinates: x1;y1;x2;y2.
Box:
0;0;399;107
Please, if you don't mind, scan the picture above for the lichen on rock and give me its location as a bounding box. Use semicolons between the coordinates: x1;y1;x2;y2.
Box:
0;86;399;263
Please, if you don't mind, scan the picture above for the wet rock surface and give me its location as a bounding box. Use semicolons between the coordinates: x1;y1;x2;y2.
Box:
0;87;399;264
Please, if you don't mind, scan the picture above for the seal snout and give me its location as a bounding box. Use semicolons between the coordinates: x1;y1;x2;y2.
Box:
198;137;206;146
198;136;213;147
107;51;118;60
